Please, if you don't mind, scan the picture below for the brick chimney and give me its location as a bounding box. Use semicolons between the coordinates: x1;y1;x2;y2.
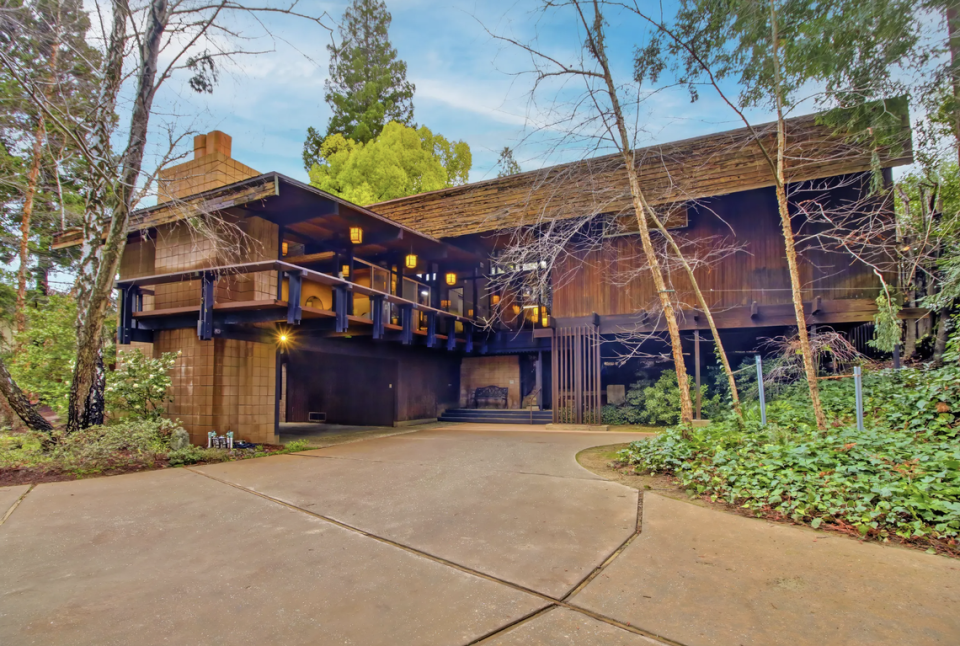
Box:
157;130;259;203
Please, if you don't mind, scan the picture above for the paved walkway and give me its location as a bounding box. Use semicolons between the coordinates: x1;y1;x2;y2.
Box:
1;425;958;645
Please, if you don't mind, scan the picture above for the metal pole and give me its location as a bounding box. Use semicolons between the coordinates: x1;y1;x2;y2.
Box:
854;366;864;431
694;330;701;420
756;355;766;426
893;344;901;370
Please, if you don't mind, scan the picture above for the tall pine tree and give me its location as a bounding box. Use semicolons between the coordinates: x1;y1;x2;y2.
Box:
303;0;414;169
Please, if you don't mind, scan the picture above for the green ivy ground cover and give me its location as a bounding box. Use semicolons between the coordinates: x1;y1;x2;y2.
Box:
618;366;960;543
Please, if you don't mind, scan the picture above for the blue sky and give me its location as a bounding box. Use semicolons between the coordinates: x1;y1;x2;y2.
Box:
144;0;795;187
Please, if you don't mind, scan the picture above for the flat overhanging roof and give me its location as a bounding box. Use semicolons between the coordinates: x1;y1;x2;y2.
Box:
53;173;481;269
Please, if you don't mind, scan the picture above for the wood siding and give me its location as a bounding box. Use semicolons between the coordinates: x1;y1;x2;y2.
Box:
552;183;889;319
371;112;912;239
284;337;460;424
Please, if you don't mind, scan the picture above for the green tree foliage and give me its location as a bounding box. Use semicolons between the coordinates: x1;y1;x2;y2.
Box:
308;121;471;205
0;0;97;293
7;294;114;416
662;0;916;112
303;0;415;169
495;147;522;178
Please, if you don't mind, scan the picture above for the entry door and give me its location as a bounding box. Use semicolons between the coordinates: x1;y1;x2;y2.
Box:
551;326;601;423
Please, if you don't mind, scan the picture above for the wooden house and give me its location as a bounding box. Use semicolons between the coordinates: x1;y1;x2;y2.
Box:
55;111;917;443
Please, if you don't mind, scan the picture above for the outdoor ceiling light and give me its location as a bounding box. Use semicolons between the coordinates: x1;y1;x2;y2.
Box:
349;226;363;244
445;272;457;286
405;253;418;269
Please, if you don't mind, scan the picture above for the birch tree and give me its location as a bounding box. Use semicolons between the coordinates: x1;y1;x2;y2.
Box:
626;0;916;430
0;0;330;432
487;0;757;423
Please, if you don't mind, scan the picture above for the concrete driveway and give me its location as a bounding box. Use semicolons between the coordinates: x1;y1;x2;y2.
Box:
1;425;958;645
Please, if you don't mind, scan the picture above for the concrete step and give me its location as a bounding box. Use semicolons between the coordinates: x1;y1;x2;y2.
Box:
438;409;553;425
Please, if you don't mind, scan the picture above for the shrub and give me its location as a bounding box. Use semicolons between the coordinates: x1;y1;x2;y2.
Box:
106;350;178;420
52;418;183;471
603;369;721;426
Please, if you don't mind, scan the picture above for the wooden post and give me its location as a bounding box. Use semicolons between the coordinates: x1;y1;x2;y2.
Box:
536;350;543;410
274;346;282;439
574;327;582;424
694;330;701;420
276;225;285;299
346;248;355;315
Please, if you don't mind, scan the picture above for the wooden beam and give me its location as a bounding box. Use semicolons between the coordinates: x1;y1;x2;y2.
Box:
555;299;929;334
286;270;302;324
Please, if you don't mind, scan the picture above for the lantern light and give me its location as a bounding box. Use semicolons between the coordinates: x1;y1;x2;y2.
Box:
281;242;289;256
341;264;350;278
441;299;450;310
540;306;549;327
491;294;501;305
511;304;521;315
349;227;363;244
445;272;457;286
405;253;418;269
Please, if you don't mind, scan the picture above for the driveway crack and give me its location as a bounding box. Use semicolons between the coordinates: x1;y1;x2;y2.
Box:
185;466;682;646
0;484;35;529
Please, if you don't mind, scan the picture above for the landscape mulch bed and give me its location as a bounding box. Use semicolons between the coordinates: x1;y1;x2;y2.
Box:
0;444;288;487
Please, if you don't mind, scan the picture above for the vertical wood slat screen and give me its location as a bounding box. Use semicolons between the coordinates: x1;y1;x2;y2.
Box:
551;325;601;424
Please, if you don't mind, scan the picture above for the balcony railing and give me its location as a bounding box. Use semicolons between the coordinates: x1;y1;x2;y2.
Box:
115;260;483;350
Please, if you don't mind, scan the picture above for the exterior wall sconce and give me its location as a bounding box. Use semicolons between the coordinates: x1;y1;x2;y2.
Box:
341;264;350;278
445;272;457;286
441;299;450;310
511;304;521;315
490;294;500;305
349;227;363;244
281;242;289;256
405;253;418;269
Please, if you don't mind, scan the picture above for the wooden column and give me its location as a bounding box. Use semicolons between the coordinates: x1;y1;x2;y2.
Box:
346;248;355;315
274;346;282;438
276;225;285;299
536;350;543;410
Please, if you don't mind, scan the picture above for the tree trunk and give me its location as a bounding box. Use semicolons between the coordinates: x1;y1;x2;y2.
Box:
932;306;951;366
653;221;743;418
0;355;53;432
16;8;62;335
17;114;45;334
769;3;827;430
583;3;693;424
68;0;168;432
